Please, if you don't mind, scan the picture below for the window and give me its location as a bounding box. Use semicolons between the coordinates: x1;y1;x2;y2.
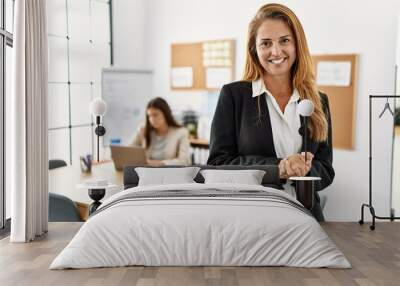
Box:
1;0;14;231
47;0;112;166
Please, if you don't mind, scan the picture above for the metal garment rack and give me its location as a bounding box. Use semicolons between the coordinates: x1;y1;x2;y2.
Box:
359;95;400;230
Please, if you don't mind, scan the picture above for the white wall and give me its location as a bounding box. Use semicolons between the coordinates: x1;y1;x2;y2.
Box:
112;0;150;69
114;0;400;221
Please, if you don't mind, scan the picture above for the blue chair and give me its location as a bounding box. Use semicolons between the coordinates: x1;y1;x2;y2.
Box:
49;159;83;222
49;193;82;222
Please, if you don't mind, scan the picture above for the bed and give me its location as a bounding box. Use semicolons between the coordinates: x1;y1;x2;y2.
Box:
50;165;350;269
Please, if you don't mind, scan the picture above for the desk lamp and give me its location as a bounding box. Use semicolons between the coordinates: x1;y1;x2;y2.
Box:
89;98;107;162
290;99;321;210
298;99;314;162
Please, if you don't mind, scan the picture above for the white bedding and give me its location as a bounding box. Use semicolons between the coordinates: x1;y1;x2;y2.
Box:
50;183;351;269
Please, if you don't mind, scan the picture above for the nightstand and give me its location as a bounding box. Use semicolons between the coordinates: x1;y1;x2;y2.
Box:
77;179;117;216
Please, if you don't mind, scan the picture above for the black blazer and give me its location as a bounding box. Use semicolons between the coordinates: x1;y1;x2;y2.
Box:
207;81;335;221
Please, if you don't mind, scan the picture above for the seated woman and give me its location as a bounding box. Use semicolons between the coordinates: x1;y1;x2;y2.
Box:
131;97;191;166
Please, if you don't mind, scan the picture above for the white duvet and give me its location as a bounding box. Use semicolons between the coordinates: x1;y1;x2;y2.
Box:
50;183;351;269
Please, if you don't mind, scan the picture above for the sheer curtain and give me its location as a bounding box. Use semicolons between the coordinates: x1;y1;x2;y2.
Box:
10;0;48;242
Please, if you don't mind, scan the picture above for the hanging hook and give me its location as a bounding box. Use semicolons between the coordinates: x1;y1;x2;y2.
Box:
379;97;394;118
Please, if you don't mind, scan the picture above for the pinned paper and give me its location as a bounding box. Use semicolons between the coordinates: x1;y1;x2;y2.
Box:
206;67;231;89
171;67;193;88
316;61;351;86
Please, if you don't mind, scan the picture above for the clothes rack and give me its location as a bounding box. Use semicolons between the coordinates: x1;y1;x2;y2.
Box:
360;95;400;230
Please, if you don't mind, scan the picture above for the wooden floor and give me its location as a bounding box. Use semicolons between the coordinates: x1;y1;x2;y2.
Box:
0;222;399;286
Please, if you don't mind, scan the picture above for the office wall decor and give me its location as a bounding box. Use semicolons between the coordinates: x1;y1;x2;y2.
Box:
102;68;153;146
312;54;359;150
171;39;235;91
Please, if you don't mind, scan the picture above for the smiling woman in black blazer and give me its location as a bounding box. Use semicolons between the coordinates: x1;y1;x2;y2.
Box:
207;3;334;221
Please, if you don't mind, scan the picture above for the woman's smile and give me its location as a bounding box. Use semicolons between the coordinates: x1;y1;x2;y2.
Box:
268;57;288;64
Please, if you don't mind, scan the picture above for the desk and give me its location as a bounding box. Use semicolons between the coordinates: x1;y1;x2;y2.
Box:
49;162;123;220
189;138;209;149
189;138;209;164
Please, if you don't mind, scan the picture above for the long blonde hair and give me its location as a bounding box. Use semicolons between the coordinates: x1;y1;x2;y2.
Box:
243;3;328;142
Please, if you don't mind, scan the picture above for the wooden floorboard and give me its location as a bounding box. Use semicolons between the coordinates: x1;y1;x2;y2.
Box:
0;222;399;286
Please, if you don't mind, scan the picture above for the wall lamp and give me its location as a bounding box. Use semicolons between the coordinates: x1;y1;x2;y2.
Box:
89;98;107;162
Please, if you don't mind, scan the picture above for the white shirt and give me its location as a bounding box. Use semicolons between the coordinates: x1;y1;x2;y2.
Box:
252;78;302;196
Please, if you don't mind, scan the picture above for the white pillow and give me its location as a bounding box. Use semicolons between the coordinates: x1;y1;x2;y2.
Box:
135;167;200;186
200;169;266;185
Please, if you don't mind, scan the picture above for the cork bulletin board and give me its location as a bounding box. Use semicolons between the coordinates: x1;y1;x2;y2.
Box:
312;54;359;150
171;39;235;91
171;44;358;150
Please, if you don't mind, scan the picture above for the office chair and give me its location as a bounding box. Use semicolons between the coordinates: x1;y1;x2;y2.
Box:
49;159;67;170
48;159;83;222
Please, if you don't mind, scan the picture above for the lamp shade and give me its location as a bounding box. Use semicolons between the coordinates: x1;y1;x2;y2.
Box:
89;98;107;116
298;99;314;117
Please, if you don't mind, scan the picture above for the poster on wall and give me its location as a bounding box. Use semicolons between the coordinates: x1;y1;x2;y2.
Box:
171;67;193;88
316;61;351;86
205;67;231;89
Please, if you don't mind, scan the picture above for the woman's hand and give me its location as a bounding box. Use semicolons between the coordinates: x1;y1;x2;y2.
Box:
279;152;314;178
278;159;288;179
147;159;164;167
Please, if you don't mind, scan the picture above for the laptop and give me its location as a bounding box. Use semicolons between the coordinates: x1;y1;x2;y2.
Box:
110;145;147;171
